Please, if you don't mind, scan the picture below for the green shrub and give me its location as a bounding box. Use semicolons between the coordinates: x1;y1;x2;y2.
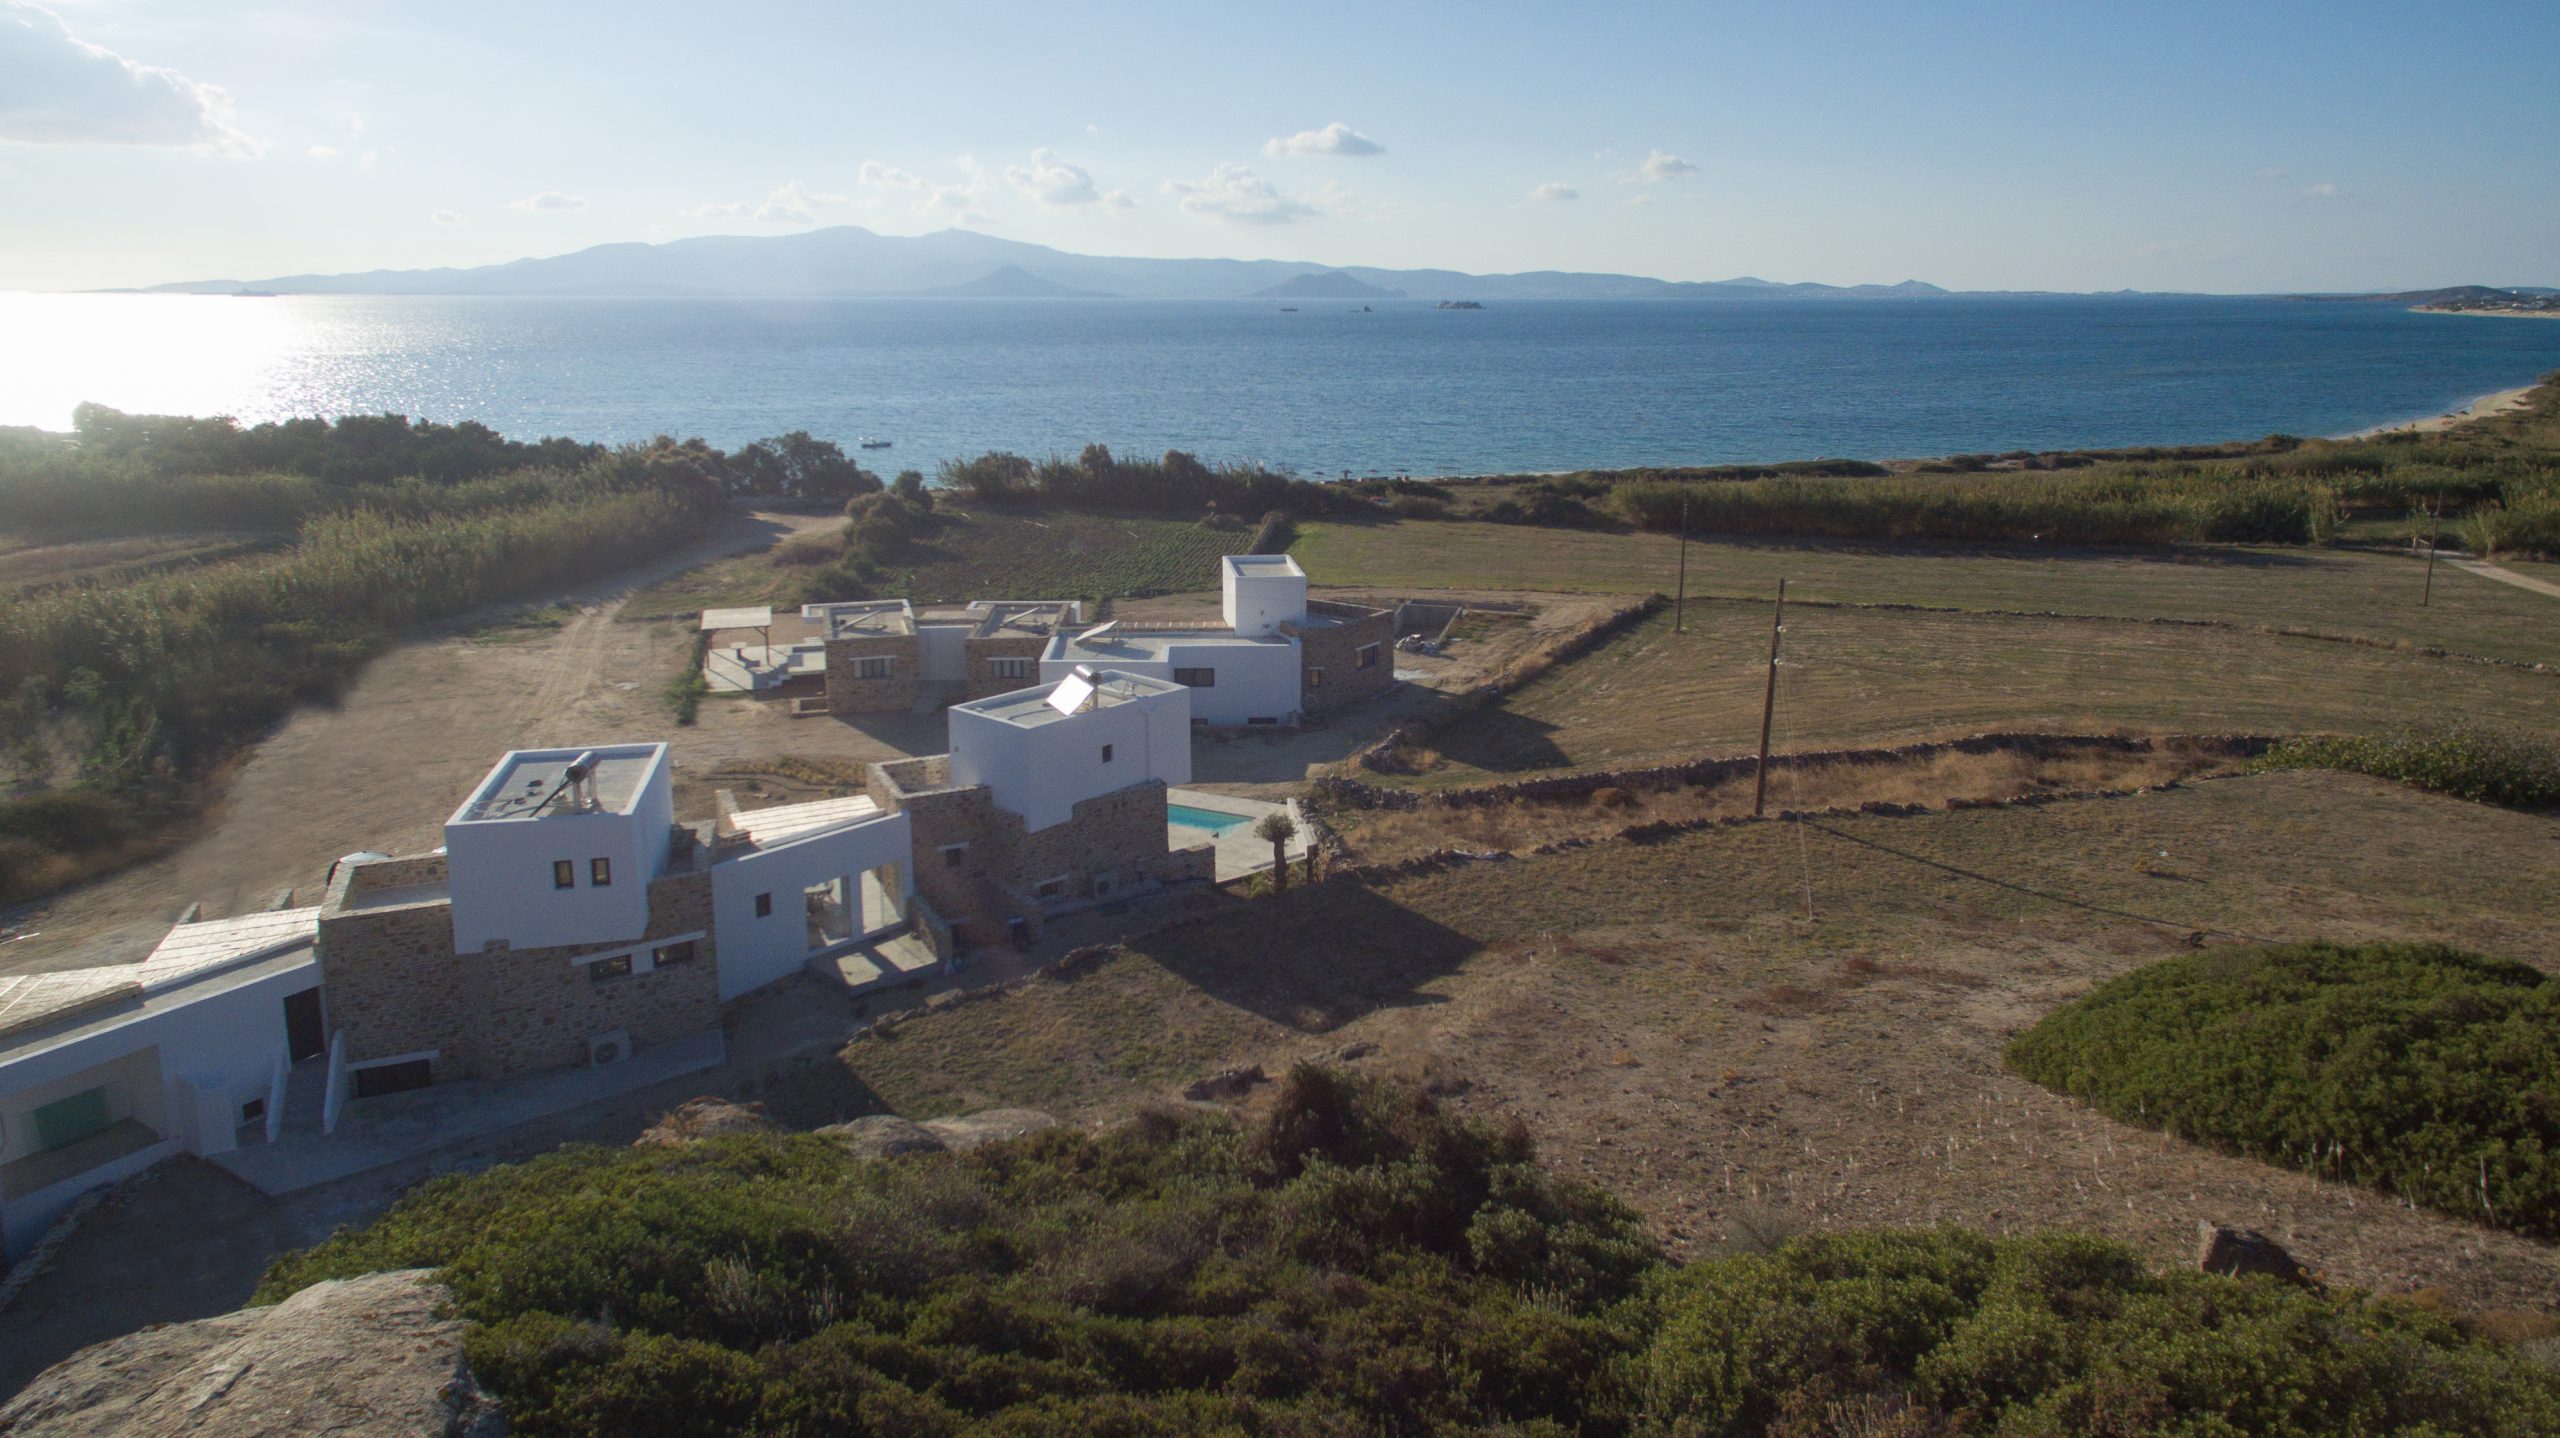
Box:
2009;942;2560;1236
2259;726;2560;808
255;1070;2560;1437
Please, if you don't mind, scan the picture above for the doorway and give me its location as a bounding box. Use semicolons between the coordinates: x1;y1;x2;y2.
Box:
283;988;326;1063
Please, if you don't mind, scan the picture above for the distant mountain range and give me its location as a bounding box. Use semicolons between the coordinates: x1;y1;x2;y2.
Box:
139;226;1960;303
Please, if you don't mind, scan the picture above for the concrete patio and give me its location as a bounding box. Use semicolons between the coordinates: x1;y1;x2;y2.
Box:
1166;788;1309;882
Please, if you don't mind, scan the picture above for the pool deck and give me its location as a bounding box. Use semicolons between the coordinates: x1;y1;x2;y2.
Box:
1166;788;1308;883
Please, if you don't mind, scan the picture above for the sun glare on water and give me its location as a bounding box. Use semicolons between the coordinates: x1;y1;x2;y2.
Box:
0;292;330;431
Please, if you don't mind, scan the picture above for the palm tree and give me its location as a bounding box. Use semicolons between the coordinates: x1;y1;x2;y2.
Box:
1254;811;1299;895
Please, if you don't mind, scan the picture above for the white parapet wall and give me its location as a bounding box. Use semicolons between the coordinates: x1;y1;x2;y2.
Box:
949;670;1193;831
1221;554;1309;637
443;744;673;954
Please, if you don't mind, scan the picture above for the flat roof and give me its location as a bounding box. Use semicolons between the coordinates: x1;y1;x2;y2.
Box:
0;947;318;1069
957;669;1185;729
802;600;916;639
725;794;886;848
1047;629;1292;665
134;907;322;994
968;600;1082;638
700;605;774;632
1222;554;1306;577
454;743;665;824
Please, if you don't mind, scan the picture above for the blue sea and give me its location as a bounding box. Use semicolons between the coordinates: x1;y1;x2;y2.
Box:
4;292;2556;475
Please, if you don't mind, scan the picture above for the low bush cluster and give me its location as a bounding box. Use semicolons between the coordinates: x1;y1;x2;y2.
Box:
259;1067;2560;1437
2258;725;2560;808
2009;942;2560;1237
937;443;1378;519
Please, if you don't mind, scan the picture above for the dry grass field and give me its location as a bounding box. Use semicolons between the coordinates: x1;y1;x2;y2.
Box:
772;769;2560;1311
624;506;1255;619
1389;601;2560;787
1291;517;2560;666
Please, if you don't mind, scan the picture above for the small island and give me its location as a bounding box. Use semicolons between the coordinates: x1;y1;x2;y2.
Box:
1436;299;1484;310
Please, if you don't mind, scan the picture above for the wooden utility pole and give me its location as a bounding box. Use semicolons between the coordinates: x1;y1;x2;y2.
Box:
2422;499;2442;608
1673;493;1691;633
1753;578;1787;818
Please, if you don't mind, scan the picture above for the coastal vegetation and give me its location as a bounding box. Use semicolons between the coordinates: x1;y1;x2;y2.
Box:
258;1068;2560;1437
2258;726;2560;808
0;410;739;903
2008;943;2560;1238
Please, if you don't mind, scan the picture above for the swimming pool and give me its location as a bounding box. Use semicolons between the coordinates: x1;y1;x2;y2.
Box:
1168;803;1256;834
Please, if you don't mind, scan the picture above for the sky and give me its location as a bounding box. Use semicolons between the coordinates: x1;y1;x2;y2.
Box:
3;0;2557;294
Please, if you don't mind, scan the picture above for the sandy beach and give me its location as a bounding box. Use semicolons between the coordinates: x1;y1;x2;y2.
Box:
2341;383;2536;439
2412;306;2560;320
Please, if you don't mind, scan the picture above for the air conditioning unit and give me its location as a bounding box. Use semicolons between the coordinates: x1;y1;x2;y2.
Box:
587;1030;630;1068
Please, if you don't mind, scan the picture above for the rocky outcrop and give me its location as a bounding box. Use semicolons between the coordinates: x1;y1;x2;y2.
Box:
0;1269;499;1437
1183;1064;1269;1102
920;1108;1058;1151
635;1096;772;1146
817;1114;948;1160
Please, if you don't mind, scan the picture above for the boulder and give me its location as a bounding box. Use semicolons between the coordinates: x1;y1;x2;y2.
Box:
2195;1222;2319;1289
920;1108;1059;1151
0;1269;499;1437
818;1114;948;1161
1183;1064;1269;1102
635;1096;771;1146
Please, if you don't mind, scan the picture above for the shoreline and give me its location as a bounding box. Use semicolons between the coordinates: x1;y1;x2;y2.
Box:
2336;384;2536;440
2411;305;2560;320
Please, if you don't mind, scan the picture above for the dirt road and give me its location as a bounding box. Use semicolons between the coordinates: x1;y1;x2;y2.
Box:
2;510;917;977
2449;556;2560;602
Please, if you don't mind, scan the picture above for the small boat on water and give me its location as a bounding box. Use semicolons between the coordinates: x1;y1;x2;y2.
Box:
859;437;892;450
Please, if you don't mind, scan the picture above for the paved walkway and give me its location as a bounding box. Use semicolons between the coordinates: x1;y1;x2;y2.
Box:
209;1029;725;1196
2448;557;2560;602
810;931;942;993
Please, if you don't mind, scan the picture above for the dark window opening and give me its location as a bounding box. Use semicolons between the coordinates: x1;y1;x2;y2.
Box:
1100;743;1114;763
653;940;697;967
1172;667;1216;687
942;845;967;868
1356;643;1381;670
552;859;575;889
1306;666;1325;688
353;1059;433;1099
754;892;773;917
590;856;612;887
589;953;634;982
240;1097;267;1125
283;988;326;1062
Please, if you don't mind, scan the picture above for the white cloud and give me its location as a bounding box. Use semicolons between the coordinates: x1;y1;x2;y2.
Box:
0;1;261;156
1005;148;1100;206
1626;193;1657;208
1631;149;1699;183
1529;181;1579;202
858;159;993;225
682;200;747;219
429;208;461;225
1102;188;1135;212
2299;181;2341;199
306;143;340;161
1262;122;1384;158
753;180;847;225
1163;162;1320;225
507;190;587;212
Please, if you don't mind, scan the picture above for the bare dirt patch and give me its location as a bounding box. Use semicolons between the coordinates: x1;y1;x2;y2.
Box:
804;770;2560;1311
0;510;913;976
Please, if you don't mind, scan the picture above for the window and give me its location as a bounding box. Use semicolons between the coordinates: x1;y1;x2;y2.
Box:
30;1088;112;1153
1172;666;1216;687
240;1096;267;1125
940;844;969;868
653;940;697;967
1306;666;1325;689
1033;875;1069;900
754;892;773;917
1100;743;1114;763
590;856;612;887
853;655;894;680
991;656;1033;680
588;953;633;982
552;859;575;889
353;1059;433;1098
1356;643;1382;670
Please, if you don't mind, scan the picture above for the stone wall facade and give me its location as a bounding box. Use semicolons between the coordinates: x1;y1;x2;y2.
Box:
823;635;921;714
961;636;1048;700
316;858;724;1083
868;760;1188;946
1289;600;1397;715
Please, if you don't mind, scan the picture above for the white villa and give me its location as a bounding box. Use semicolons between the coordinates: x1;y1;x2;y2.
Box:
0;665;1234;1258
